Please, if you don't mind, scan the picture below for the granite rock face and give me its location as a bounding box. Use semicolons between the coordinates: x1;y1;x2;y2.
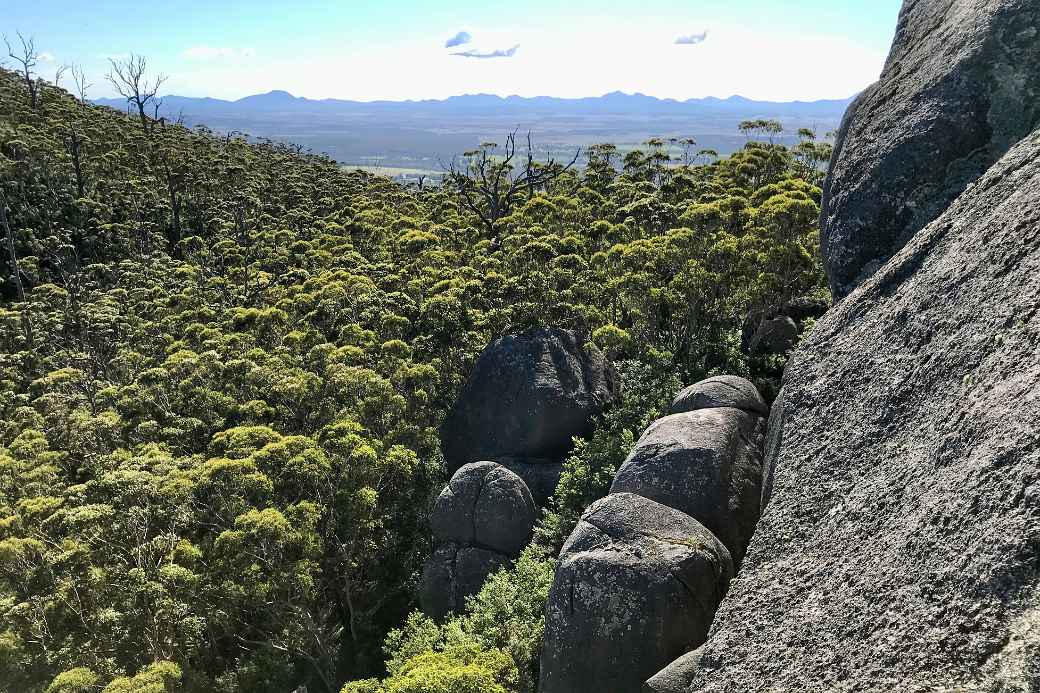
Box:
440;327;619;473
647;119;1040;693
611;409;766;568
540;494;733;693
821;0;1040;298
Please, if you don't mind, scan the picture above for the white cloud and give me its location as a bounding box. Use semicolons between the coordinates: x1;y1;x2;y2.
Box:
675;31;708;45
182;45;256;60
452;44;519;59
38;52;56;62
445;31;472;48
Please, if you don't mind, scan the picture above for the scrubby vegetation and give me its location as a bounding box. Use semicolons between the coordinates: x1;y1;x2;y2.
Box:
0;63;828;692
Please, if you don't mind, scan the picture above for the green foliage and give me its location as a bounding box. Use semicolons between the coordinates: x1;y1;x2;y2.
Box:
0;63;827;693
354;547;553;693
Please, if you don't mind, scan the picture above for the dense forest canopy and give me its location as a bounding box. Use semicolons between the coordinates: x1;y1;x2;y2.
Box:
0;57;829;693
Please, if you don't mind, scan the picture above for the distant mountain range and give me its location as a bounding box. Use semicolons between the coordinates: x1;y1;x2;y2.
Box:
96;90;854;118
94;90;855;174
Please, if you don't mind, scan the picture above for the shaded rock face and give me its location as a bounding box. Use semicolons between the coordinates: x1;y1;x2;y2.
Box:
421;544;512;620
748;315;798;355
646;116;1040;693
821;0;1040;298
496;458;565;507
440;328;619;473
421;462;536;619
670;375;768;416
540;493;733;693
611;409;766;567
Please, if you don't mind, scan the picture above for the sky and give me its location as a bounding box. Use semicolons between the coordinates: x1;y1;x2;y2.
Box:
4;0;904;102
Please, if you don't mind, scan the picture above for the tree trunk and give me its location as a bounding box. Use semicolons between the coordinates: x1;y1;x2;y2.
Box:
0;190;25;301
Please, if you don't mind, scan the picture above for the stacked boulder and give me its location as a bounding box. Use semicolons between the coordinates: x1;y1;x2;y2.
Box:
741;297;829;356
422;327;619;619
439;327;619;504
421;462;537;619
539;376;768;693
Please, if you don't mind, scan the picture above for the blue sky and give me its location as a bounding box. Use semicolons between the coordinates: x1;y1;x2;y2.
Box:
6;0;903;101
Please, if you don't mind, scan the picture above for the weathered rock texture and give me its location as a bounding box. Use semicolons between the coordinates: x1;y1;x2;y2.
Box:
611;409;766;567
647;101;1040;693
821;0;1040;298
440;328;619;473
540;493;733;693
670;375;768;416
421;462;536;619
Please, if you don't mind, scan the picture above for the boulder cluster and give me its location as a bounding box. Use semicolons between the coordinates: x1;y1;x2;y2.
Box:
539;376;769;693
422;327;619;618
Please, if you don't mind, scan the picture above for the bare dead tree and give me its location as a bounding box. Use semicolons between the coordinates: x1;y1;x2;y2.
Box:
4;32;40;110
444;130;580;235
70;64;91;102
106;54;166;131
52;63;69;89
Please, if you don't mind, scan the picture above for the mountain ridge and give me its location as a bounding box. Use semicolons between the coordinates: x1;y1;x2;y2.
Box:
95;89;855;117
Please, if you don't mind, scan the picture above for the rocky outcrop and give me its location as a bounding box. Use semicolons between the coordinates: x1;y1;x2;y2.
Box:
421;462;537;619
541;377;769;693
611;409;766;568
821;0;1040;298
647;3;1040;690
540;493;732;693
741;298;828;355
422;544;512;620
440;328;619;474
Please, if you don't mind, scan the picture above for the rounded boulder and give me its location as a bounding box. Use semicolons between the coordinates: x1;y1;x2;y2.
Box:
610;408;766;568
430;461;537;556
539;493;733;693
440;327;619;473
670;375;768;416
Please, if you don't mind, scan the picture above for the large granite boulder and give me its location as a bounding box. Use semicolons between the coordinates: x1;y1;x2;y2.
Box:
610;408;766;567
422;462;537;619
646;110;1040;693
821;0;1040;298
440;328;619;473
540;493;733;693
429;461;537;555
670;375;768;416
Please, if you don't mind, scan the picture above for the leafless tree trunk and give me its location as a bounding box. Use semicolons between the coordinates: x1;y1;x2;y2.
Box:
70;64;92;103
4;33;40;110
0;189;24;301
